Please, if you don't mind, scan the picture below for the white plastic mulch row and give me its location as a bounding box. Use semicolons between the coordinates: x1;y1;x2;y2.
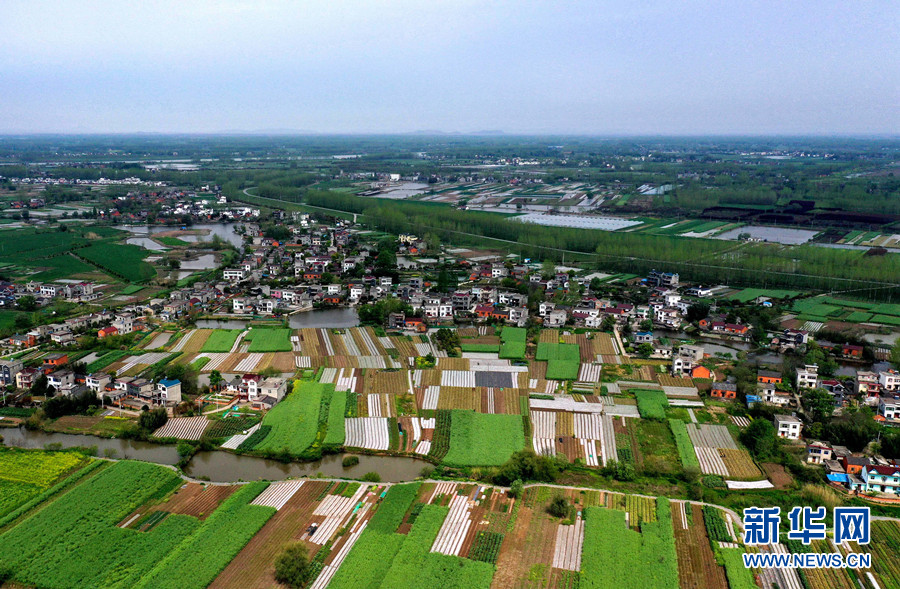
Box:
290;335;302;352
377;336;393;348
412;370;423;387
485;388;496;414
310;519;368;589
420;418;436;429
422;386;440;410
578;363;602;383
229;331;248;353
440;370;476;388
250;480;305;510
730;415;751;427
415;440;432;455
310;484;369;545
601;414;617;467
118;352;170;374
544;381;556;395
295;356;312;368
477;326;488;335
319;329;335;356
687;424;738;450
319;368;338;384
531;410;556;438
725;479;775;490
410;417;421;445
357;356;387;369
335;368;357;392
152;416;209;441
367;394;392;418
580;439;600;467
430;494;472;557
529;378;538;389
344;417;390;450
662;385;699;398
695;447;729;476
533;437;556;456
169;330;196;352
340;332;362;356
234;353;265;373
429;481;456;503
414;342;433;356
530;397;603;414
552;518;585;572
194;353;230;371
358;328;379;355
220;423;261;449
573;413;602;439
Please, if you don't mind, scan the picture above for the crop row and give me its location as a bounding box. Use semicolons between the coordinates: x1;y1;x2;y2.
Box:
702;506;731;545
0;461;187;588
581;499;678;589
668;419;701;469
428;410;452;461
135;483;275;589
635;389;668;420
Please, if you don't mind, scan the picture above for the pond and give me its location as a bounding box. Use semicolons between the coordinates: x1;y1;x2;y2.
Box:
195;308;360;330
714;225;819;245
122;223;244;248
126;236;167;251
1;428;432;483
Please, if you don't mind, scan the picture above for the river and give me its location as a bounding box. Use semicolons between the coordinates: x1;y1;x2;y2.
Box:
0;428;430;483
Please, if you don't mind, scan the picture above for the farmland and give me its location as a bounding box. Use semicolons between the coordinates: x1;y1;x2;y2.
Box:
536;342;581;380
201;329;243;353
77;242;157;282
244;328;293;352
442;410;526;466
0;448;89;518
253;380;325;454
635;389;669;419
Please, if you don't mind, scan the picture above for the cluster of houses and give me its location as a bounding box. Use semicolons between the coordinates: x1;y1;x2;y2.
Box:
0;280;100;311
805;439;900;496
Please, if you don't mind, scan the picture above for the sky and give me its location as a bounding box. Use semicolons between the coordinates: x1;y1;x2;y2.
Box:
0;1;897;135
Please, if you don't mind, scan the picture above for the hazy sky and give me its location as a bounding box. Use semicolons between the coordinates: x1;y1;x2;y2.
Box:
1;1;897;134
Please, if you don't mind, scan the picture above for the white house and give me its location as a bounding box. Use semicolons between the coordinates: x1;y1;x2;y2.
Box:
774;414;802;440
796;365;819;389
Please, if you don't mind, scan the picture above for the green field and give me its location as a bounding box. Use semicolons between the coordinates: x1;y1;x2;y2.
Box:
77;242;156;282
443;410;525;467
244;328;293;352
460;343;501;353
499;327;527;359
0;449;89;518
536;342;580;380
499;341;526;359
0;460;190;589
726;288;801;303
135;482;275;589
200;329;243;353
254;380;324;454
635;389;669;420
581;500;678;589
323;388;347;446
667;419;700;469
155;236;190;247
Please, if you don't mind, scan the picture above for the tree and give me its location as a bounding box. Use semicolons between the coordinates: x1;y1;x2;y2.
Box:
803;389;835;422
638;319;653;332
209;370;224;391
273;542;311;588
494;450;561;486
30;373;50;397
138;407;168;432
16;295;37;311
600;316;617;333
686;301;710;323
509;479;524;499
541;259;556;279
636;342;654;358
547;495;570;518
740;418;776;458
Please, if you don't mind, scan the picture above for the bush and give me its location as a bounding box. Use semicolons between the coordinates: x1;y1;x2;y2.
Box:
509;479;524;499
342;456;359;468
362;472;381;482
273;542;310;588
547;495;569;518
